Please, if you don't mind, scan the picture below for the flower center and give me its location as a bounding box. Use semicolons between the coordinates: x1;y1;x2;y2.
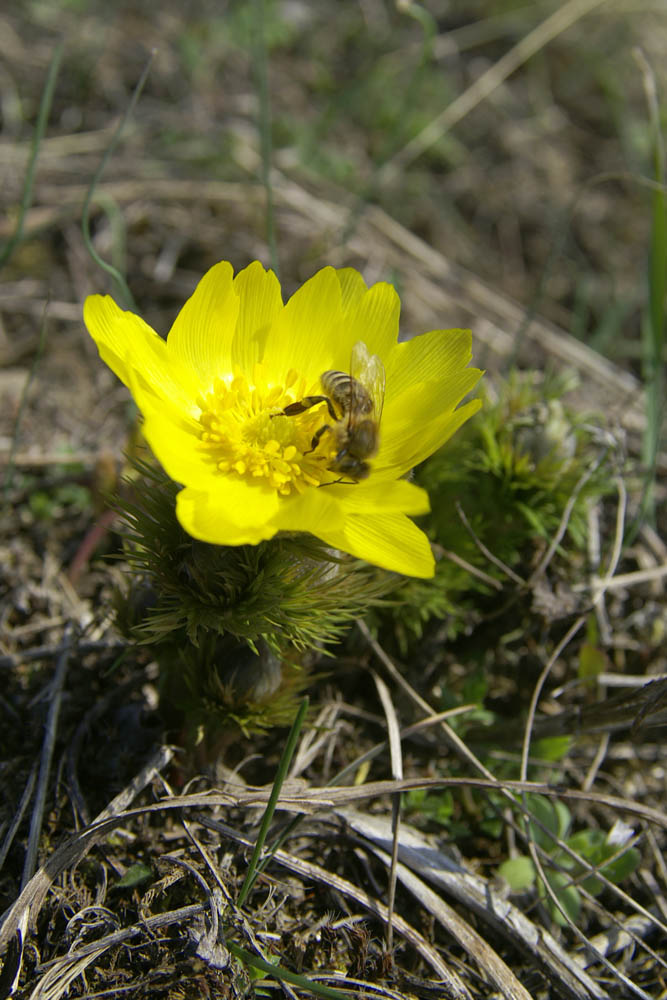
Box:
197;365;336;496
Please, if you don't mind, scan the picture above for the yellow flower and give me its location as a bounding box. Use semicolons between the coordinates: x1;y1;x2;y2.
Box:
84;262;482;577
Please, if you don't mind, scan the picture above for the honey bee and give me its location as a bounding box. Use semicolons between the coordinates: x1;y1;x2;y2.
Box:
277;341;386;481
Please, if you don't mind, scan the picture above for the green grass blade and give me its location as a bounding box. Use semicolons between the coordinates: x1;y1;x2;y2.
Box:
237;696;308;907
643;136;666;515
0;42;63;272
81;51;155;309
636;52;666;530
229;942;349;999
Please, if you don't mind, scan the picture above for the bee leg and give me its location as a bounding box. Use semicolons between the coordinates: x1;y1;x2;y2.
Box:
304;423;331;455
274;395;337;420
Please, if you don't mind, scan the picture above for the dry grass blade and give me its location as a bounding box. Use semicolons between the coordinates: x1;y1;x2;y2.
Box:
197;815;468;995
371;669;402;954
455;500;526;585
591;561;667;590
26;904;204;1000
587;908;666;964
367;841;532;1000
532;676;667;738
30;946;118;1000
21;627;72;888
339;810;608;1000
0;765;36;873
381;0;611;176
0;745;174;950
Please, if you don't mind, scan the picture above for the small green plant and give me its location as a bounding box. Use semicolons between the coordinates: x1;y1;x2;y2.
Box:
498;794;640;926
115;458;388;739
405;787;455;827
387;369;618;650
29;481;92;521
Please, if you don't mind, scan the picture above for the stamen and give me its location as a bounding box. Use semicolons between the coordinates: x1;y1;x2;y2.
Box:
197;372;335;497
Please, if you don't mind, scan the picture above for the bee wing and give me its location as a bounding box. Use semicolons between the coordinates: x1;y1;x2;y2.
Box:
350;340;386;421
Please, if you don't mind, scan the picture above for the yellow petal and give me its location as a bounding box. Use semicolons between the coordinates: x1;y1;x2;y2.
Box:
176;480;280;546
336;268;368;310
385;327;476;405
379;357;482;464
379;395;482;474
321;477;430;516
126;365;219;488
83;295;198;408
317;511;435;577
167;261;239;387
340;281;400;361
266;480;433;576
231;261;283;373
140;412;217;490
270;484;345;535
261;266;344;382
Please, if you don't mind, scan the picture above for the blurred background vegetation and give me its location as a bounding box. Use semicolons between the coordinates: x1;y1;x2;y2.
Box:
2;0;665;353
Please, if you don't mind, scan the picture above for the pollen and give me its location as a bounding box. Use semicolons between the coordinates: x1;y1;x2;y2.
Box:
197;368;334;496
